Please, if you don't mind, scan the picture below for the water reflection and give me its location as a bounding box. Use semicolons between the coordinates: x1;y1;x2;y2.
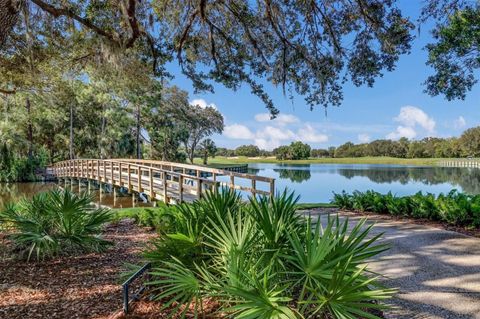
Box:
0;181;154;209
273;169;311;183
248;163;480;202
2;164;479;205
0;182;56;208
335;166;480;194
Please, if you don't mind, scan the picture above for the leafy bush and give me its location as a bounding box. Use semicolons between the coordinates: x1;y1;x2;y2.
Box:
0;190;112;260
332;189;480;228
113;204;180;233
0;143;49;182
143;188;394;318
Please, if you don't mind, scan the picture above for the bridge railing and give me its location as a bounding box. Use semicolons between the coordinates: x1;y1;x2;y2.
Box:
50;159;275;203
439;159;480;168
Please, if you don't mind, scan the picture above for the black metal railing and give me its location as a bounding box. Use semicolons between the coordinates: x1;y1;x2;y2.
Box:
122;263;151;314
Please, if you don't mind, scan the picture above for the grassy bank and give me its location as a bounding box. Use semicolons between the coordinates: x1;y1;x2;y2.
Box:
197;156;454;166
112;202;337;219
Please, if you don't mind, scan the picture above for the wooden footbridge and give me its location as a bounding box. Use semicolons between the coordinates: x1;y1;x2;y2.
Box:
49;159;275;203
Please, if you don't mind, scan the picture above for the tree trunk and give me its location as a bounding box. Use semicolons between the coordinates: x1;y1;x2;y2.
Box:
69;103;74;159
99;104;106;158
186;142;195;164
25;97;33;158
135;105;142;159
136;104;141;159
0;0;24;48
203;151;207;165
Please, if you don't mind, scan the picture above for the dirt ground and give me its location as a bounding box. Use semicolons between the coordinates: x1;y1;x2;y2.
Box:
0;219;156;319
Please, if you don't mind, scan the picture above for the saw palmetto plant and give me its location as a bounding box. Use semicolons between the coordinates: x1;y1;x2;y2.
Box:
144;188;394;318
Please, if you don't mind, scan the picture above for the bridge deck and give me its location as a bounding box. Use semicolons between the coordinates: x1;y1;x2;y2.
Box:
50;159;275;203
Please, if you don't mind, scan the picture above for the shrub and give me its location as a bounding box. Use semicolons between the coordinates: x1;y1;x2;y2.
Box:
0;144;49;182
0;190;112;260
144;189;394;318
235;144;260;157
113;204;180;233
332;189;480;228
332;191;353;209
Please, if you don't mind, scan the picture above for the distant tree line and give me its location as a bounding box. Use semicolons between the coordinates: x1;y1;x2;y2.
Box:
218;126;480;160
331;128;480;158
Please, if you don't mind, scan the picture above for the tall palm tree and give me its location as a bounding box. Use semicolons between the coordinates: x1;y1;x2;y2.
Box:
199;138;216;165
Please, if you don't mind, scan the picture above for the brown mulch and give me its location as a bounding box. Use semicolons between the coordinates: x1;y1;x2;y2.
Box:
114;297;223;319
308;207;480;237
0;219;157;319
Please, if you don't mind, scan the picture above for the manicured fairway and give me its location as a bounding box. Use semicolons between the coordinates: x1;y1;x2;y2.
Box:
197;156;458;166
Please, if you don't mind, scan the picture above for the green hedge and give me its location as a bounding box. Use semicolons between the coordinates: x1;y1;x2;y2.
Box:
332;190;480;228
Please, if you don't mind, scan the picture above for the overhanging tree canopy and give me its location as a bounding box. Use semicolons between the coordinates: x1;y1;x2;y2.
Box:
1;0;416;114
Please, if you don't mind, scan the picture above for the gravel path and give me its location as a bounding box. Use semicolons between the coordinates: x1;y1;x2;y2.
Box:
313;209;480;319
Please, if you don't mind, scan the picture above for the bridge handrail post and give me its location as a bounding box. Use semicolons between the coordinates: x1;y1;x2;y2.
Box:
196;170;202;199
119;163;123;186
110;161;114;184
127;164;131;191
212;173;217;194
138;166;142;193
162;172;167;203
96;160;100;180
179;175;183;203
149;168;154;200
270;179;275;199
103;160;106;182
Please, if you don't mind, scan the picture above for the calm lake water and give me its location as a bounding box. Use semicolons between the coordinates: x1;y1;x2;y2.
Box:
1;164;479;207
0;182;154;209
245;163;480;203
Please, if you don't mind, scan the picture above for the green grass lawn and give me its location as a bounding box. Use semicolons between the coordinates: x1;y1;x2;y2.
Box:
112;203;336;216
197;156;454;166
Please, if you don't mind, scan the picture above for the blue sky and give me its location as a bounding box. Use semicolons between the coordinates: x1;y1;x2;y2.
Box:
167;1;480;150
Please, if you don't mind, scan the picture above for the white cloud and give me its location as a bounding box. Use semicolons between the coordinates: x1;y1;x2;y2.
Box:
223;124;254;139
386;126;417;140
387;106;436;140
454;116;466;129
222;120;328;150
190;98;217;110
254;138;280;150
254;113;299;126
257;126;296;141
394;106;435;133
297;124;329;143
254;113;271;122
358;134;371;143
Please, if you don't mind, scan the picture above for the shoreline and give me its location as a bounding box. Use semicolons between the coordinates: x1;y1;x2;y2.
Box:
197;156;469;166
